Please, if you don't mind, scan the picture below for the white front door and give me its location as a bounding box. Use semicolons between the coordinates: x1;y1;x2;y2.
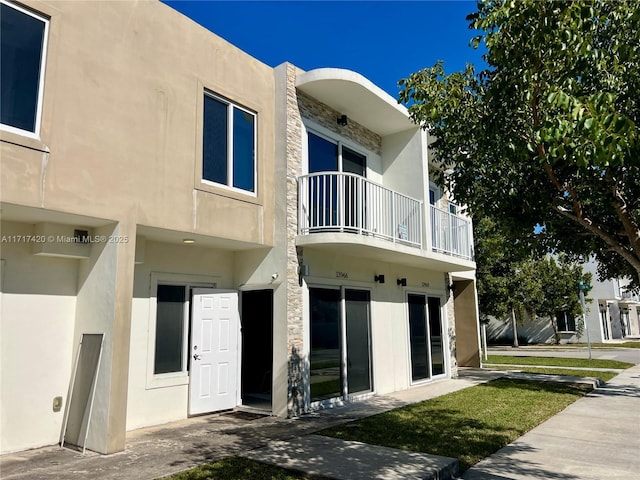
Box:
189;289;239;415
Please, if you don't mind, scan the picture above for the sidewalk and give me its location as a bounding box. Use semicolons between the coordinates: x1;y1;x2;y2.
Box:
461;364;640;480
0;369;502;480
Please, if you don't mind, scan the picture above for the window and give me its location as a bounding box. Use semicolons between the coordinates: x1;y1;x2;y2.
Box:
202;92;256;193
599;304;610;340
154;285;188;375
1;0;48;136
307;131;365;176
429;183;441;206
306;131;367;231
555;311;576;332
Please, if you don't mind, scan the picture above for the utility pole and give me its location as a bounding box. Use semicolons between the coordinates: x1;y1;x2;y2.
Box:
578;280;593;360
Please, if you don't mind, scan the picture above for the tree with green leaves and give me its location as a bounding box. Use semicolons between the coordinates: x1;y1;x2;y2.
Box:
475;217;591;345
533;255;592;343
399;0;640;289
474;216;539;346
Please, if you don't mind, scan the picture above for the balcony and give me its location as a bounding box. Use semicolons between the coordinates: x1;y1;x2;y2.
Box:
430;205;474;260
298;173;474;263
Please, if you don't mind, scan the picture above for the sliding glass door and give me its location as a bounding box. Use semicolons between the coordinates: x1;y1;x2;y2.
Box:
408;293;445;382
345;289;372;394
309;288;342;400
309;287;372;402
307;132;367;231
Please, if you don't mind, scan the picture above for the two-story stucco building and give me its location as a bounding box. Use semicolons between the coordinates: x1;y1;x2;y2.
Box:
0;0;480;456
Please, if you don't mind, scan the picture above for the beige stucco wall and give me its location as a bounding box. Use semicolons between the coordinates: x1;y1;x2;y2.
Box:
453;279;481;368
0;0;277;453
1;0;275;246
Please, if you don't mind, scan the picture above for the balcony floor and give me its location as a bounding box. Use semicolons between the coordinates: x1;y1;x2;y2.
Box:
296;232;475;272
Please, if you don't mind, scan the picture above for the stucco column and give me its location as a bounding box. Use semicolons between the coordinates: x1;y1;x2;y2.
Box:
72;216;136;454
453;279;481;368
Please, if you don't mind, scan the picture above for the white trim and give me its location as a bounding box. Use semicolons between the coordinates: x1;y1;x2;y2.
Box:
296;68;407;113
340;288;348;396
307;284;374;410
405;291;448;387
431;294;448;380
202;90;257;197
0;0;49;138
343;286;374;396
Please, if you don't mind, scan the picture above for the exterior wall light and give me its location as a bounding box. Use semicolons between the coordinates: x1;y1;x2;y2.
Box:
337;114;348;126
397;278;407;286
374;274;385;283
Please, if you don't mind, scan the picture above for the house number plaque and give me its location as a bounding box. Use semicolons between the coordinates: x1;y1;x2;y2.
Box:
336;271;349;279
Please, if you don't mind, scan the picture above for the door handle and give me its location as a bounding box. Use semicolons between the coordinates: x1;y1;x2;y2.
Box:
193;354;201;361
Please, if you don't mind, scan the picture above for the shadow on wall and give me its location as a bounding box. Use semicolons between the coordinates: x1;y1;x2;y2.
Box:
288;347;310;417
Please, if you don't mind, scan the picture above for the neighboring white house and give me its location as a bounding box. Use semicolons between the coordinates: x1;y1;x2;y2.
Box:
0;0;481;456
584;261;640;342
487;259;640;344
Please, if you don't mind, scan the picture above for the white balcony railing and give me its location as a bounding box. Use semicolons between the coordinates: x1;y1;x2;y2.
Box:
298;172;423;248
430;205;474;260
297;172;475;261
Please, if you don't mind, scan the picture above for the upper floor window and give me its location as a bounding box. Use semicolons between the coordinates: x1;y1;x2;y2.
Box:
308;131;366;176
429;183;442;205
202;92;256;193
0;0;48;136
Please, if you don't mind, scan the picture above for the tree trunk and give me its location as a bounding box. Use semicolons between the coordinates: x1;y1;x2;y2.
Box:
551;315;560;345
511;308;519;348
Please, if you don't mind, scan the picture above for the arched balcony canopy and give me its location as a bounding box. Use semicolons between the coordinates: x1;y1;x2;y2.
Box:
296;68;416;136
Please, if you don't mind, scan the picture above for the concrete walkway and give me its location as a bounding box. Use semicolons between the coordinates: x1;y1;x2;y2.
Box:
461;364;640;480
243;435;458;480
0;369;502;480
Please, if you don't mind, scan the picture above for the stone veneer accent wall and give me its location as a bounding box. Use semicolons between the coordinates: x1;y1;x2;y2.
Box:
445;273;458;378
297;91;382;156
284;63;306;416
284;67;385;416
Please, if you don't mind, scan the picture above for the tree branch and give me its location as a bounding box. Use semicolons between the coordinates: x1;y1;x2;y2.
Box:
550;204;640;275
604;169;640;254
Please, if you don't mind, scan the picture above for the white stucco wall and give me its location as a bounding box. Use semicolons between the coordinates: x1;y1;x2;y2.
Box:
299;248;449;399
0;221;78;454
380;129;427;203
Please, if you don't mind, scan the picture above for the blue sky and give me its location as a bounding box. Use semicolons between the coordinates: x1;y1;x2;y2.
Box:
162;1;486;99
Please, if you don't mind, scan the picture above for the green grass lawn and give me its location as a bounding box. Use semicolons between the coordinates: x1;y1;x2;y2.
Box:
488;365;619;382
319;378;592;472
161;456;326;480
486;355;633;369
